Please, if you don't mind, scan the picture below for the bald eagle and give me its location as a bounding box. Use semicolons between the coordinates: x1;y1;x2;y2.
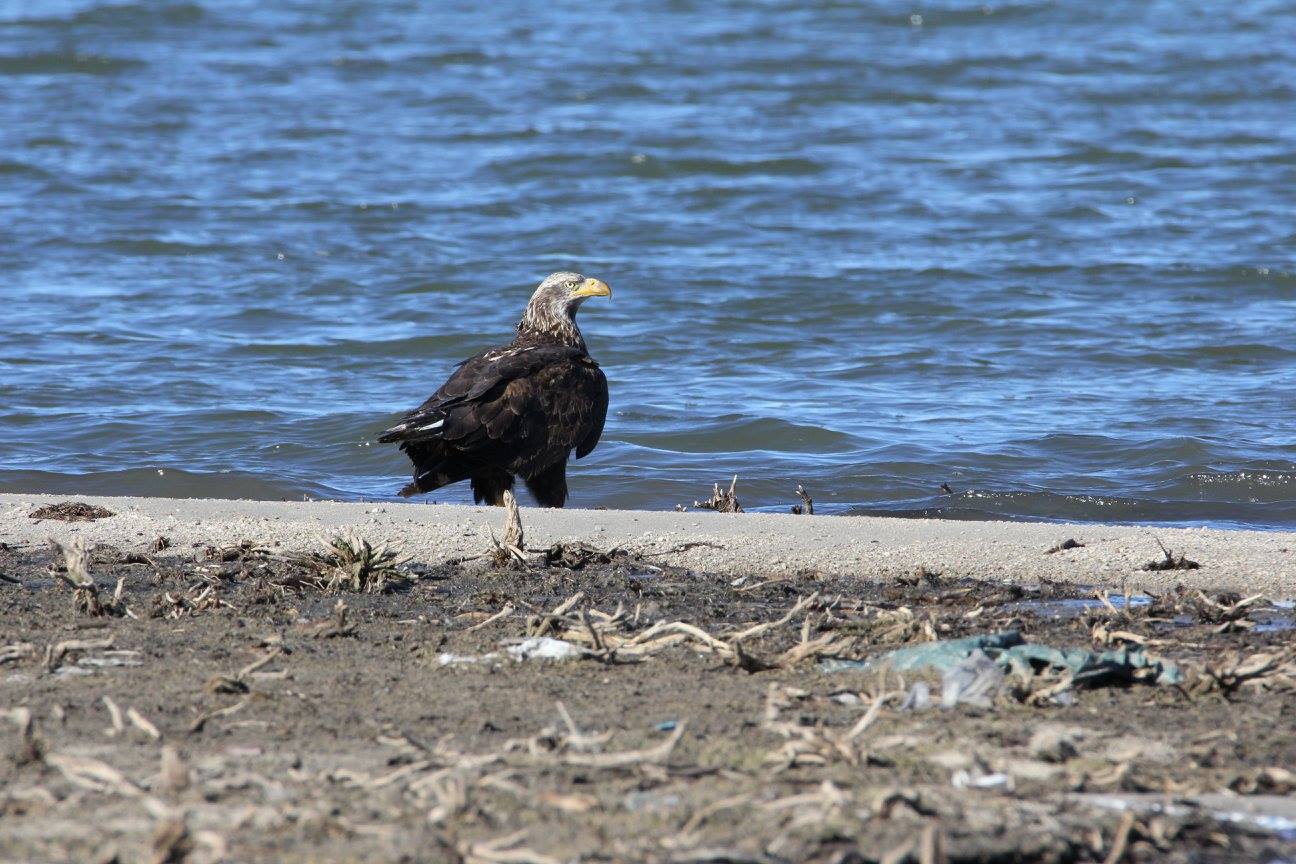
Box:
379;272;611;507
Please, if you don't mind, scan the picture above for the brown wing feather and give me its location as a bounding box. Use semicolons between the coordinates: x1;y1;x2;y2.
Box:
381;344;606;489
378;344;582;444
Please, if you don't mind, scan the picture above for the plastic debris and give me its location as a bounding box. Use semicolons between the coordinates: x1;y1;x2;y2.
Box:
1001;642;1182;686
437;652;498;667
819;631;1023;674
1029;725;1082;763
941;650;1004;708
821;629;1182;689
951;769;1012;791
898;681;931;712
506;637;586;662
624;790;682;812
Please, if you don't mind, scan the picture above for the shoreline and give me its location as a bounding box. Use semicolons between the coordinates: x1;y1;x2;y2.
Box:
3;492;1294;594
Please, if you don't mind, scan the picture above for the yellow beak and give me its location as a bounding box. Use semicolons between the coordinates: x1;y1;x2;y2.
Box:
571;277;612;299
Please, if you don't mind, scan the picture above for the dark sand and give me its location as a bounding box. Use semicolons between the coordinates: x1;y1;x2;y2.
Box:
3;515;1294;863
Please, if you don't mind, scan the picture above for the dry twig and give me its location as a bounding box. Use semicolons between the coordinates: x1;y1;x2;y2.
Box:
790;484;814;515
489;491;528;565
694;475;742;513
49;538;121;616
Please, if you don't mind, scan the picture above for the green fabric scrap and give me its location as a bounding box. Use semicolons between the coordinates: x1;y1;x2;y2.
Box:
1000;643;1182;686
820;629;1181;687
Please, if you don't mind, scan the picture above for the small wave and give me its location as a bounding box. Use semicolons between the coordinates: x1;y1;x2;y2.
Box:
0;160;52;179
88;238;231;257
0;52;143;75
845;488;1296;531
622;417;859;454
623;155;827;178
0;467;319;502
69;2;205;26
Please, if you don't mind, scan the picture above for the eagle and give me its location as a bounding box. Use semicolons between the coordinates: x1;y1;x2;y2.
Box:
379;272;611;507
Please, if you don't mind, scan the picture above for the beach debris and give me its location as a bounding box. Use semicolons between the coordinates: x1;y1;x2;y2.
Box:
8;532;1296;862
506;637;586;662
898;681;931;712
1184;590;1266;632
851;605;939;645
790;484;814;515
147;813;193;864
157;745;190;794
464;602;515;632
127;706;162;741
693;475;742;513
1046;538;1084;554
188;696;252;735
542;541;617;569
44;751;144;797
456;832;562;864
941;650;1004;708
204;646;282;697
48;538;128;617
1142;538;1199;571
1;641;37;665
489;491;527;565
307;599;356;638
1079;791;1296;848
1229;766;1296;796
5;707;44;766
821;631;1021;675
821;629;1182;696
1087;585;1153;625
1029;725;1082;763
43;635;115;672
305;530;410;592
103;695;125;736
1005;642;1182;687
1187;648;1296;698
763;682;899;771
29;501;115;522
202;540;276;563
438;651;499;666
951;768;1011;791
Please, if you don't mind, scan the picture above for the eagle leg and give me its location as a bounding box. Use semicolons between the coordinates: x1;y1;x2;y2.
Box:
471;470;515;506
524;458;569;508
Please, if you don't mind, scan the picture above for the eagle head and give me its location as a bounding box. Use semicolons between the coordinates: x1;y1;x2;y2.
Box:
518;272;611;347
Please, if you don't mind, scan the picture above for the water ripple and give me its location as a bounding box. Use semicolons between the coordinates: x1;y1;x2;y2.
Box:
1;0;1294;528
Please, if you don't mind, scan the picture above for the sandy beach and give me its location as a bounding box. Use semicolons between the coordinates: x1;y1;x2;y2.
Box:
4;493;1295;595
3;496;1294;862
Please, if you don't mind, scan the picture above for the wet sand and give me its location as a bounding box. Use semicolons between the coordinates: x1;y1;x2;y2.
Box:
2;496;1295;862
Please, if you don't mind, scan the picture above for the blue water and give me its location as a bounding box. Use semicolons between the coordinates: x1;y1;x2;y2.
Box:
2;1;1295;527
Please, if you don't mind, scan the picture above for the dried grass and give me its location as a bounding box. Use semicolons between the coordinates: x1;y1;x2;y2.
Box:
305;531;411;593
